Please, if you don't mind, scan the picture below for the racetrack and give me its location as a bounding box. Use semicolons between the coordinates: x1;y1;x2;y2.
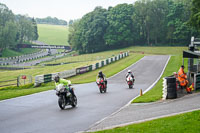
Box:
0;55;169;133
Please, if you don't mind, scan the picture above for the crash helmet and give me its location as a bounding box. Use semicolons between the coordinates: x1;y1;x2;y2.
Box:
128;70;131;73
99;70;102;75
54;75;60;82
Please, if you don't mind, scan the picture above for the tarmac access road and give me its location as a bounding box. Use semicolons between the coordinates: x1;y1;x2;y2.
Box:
0;55;169;133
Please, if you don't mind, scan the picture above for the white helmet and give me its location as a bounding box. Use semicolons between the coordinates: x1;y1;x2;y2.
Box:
128;70;131;73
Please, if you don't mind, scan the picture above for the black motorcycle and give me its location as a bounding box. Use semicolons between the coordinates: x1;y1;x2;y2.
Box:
55;84;77;109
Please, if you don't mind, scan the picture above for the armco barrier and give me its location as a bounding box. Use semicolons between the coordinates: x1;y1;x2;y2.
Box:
34;69;76;86
44;74;52;83
34;52;129;86
76;67;89;74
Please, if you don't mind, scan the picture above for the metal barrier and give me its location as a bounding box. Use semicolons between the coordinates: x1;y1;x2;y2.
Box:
0;79;17;87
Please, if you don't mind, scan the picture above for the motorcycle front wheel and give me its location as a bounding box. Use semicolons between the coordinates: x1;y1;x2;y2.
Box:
99;86;103;93
129;84;133;89
58;97;65;109
71;95;77;107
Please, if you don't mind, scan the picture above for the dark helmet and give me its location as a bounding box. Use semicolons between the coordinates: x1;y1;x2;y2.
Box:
54;75;60;82
181;65;184;68
99;71;102;75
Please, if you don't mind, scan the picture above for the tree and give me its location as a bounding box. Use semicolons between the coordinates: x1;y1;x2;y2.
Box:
32;18;39;40
190;0;200;31
104;4;134;47
69;20;74;25
0;3;17;50
36;16;67;25
68;7;108;53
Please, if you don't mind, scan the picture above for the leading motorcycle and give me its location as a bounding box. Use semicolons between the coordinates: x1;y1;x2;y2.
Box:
126;75;134;88
55;84;77;109
96;78;107;93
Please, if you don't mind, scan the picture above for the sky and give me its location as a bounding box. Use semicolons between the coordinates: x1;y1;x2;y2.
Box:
0;0;137;22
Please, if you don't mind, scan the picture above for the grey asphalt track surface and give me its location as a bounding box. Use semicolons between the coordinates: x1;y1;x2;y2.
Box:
0;55;169;133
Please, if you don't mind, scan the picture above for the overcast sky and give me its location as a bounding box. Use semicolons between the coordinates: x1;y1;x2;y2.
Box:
0;0;136;22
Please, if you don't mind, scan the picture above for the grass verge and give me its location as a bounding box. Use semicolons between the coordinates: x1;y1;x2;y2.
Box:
91;110;200;133
1;48;40;57
37;24;69;45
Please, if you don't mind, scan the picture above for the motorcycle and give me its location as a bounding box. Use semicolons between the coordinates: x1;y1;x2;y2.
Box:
55;84;77;109
126;75;134;88
96;78;107;93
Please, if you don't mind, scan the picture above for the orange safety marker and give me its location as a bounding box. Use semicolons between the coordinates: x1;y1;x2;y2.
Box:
140;89;143;96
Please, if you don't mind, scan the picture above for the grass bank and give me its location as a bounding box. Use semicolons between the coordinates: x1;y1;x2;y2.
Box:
1;48;40;58
37;24;69;45
91;110;200;133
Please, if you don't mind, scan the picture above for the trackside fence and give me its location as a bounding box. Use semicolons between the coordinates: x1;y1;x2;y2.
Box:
34;52;129;86
0;79;18;88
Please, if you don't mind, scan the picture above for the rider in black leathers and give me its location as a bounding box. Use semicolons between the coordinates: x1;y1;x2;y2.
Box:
97;71;107;87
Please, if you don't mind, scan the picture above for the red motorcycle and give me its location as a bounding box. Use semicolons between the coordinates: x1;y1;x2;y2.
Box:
126;75;134;88
96;78;107;93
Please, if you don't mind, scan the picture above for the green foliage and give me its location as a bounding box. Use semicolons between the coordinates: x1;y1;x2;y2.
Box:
32;18;39;40
68;0;199;54
0;3;17;51
36;16;67;25
190;0;200;31
104;4;134;47
68;7;108;53
0;3;39;54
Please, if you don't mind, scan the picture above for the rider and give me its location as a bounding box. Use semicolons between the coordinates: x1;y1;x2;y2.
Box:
97;71;107;87
54;75;75;96
126;70;135;81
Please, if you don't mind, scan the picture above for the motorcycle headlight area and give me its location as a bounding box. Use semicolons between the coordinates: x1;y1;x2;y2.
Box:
56;84;66;92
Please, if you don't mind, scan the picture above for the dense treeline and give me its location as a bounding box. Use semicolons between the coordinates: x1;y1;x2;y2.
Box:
0;3;38;53
68;0;200;54
36;16;67;25
190;0;200;30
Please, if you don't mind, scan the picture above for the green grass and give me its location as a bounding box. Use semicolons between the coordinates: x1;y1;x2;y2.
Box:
1;48;40;57
37;24;69;46
91;110;200;133
0;83;53;100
